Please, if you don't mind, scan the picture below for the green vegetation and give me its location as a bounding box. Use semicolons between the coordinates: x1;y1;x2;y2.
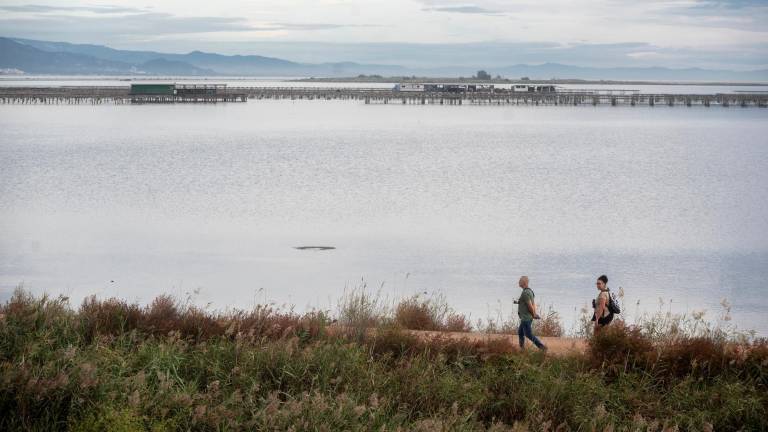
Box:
1;288;765;431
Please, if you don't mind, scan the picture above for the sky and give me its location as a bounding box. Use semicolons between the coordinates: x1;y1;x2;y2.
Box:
1;0;767;70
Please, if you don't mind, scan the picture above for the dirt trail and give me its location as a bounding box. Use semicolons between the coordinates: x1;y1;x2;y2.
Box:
328;325;587;356
404;329;587;355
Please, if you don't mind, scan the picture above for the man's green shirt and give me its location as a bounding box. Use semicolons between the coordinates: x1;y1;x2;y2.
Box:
518;288;534;321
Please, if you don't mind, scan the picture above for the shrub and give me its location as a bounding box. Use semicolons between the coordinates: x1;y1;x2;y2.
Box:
444;312;473;333
79;296;142;342
394;294;472;332
335;285;389;340
534;307;564;337
587;321;654;372
743;339;768;387
394;296;435;330
365;324;423;359
656;336;730;378
141;295;181;336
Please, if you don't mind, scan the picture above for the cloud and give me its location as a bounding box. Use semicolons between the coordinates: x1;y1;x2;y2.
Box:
695;0;768;9
0;13;257;35
0;7;370;38
626;51;668;59
272;23;380;31
423;5;501;14
0;4;144;14
641;0;768;31
1;0;766;70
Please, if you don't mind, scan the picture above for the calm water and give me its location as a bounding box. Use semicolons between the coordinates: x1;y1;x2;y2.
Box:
1;98;767;334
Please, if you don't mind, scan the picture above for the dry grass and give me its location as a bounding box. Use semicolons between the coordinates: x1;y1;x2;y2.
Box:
77;292;329;344
335;284;390;340
588;320;768;384
1;287;767;431
393;294;473;332
364;324;516;361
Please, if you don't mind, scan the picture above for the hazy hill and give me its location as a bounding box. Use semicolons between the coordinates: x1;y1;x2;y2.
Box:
1;38;213;75
0;37;130;74
2;36;767;81
493;63;768;82
6;37;406;77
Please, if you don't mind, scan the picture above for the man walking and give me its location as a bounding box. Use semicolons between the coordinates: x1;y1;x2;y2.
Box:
515;276;547;352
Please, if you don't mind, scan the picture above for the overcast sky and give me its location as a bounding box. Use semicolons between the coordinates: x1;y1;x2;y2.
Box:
1;0;767;70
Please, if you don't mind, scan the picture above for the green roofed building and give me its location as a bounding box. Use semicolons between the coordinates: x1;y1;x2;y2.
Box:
130;84;176;95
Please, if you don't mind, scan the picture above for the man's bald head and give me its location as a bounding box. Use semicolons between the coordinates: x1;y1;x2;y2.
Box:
519;276;529;289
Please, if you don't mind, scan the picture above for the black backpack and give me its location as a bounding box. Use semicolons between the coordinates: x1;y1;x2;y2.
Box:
607;290;621;314
592;289;621;314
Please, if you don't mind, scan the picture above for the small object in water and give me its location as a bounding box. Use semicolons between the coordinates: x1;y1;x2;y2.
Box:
294;246;336;251
110;280;114;283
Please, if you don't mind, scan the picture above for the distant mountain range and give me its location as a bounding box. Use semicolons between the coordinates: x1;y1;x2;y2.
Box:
0;37;408;77
2;36;767;81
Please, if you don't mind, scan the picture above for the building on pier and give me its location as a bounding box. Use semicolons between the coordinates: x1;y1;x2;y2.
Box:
126;83;242;103
394;83;496;93
511;85;557;93
129;83;227;96
130;83;176;95
395;83;558;93
175;84;226;96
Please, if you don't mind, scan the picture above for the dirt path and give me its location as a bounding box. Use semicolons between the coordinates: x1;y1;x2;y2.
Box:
403;329;587;355
328;325;587;356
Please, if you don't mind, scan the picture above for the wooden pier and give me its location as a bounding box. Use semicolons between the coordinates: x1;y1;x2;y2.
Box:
1;86;767;107
0;86;248;104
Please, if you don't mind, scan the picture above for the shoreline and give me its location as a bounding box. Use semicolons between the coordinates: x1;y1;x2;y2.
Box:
1;75;767;86
292;76;768;86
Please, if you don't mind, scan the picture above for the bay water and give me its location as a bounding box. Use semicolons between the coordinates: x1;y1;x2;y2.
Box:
1;97;766;334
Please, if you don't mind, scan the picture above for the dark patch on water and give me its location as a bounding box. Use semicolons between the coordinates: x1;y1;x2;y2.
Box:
294;246;336;251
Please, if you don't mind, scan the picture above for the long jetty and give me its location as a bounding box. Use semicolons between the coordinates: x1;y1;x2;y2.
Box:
1;86;767;107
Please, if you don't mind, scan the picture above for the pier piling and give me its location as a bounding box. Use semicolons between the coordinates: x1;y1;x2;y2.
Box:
1;86;766;108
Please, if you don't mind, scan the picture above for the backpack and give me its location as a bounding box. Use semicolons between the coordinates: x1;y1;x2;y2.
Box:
524;288;535;300
592;289;621;314
607;290;621;314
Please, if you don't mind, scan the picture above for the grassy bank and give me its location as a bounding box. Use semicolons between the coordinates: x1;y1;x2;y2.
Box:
1;289;766;431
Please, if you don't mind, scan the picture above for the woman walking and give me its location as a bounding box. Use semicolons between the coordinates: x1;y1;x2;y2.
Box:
592;274;614;334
